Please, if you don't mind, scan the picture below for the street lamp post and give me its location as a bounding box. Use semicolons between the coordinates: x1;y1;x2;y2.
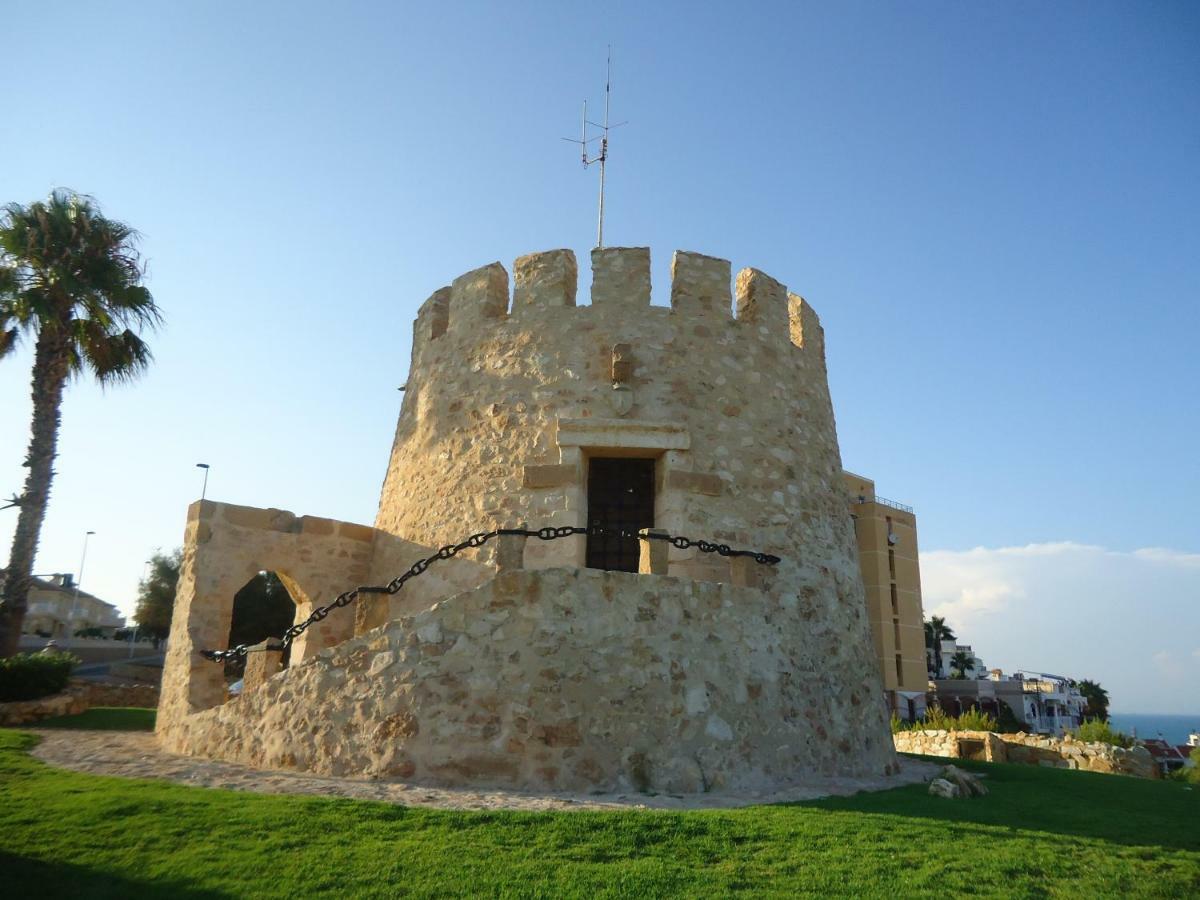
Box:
196;463;210;500
66;530;95;649
130;558;152;658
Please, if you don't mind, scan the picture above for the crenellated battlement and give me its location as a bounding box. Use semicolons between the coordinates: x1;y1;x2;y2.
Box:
411;247;824;357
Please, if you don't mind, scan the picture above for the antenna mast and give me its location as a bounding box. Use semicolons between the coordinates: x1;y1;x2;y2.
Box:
564;47;624;249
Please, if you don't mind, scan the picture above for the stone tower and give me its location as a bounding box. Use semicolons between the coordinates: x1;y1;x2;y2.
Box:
156;247;897;794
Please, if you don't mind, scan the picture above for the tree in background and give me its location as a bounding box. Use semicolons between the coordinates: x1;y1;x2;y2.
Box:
925;616;955;677
135;549;181;644
949;649;974;680
1076;679;1110;721
224;572;297;676
0;191;161;656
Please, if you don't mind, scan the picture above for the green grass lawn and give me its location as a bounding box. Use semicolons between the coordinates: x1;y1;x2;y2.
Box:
0;717;1197;899
36;706;156;731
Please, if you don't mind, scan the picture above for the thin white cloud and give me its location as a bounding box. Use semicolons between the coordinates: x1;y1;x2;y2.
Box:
922;542;1200;715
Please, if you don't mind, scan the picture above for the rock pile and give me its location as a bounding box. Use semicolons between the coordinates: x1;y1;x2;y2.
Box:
928;764;988;799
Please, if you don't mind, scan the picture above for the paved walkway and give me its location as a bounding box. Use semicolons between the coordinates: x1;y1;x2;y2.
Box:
24;728;934;811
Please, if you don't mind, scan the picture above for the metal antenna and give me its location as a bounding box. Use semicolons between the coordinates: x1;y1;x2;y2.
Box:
563;46;626;248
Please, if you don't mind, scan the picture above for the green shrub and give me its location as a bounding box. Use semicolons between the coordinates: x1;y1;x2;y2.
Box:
892;705;998;733
1170;747;1200;784
0;653;79;702
954;708;1000;732
1073;718;1133;748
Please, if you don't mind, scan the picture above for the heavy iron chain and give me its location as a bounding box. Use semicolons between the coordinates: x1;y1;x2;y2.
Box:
199;525;781;663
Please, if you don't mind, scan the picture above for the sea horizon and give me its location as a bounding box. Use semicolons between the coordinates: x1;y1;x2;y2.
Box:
1108;713;1200;746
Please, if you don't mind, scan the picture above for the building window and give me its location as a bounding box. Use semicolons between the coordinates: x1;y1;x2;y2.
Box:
895;654;903;682
888;547;896;579
890;583;899;615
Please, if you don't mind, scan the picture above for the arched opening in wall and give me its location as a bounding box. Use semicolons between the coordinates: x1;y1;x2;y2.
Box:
223;571;300;686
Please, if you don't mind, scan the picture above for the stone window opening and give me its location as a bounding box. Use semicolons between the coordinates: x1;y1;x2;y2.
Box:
223;570;301;687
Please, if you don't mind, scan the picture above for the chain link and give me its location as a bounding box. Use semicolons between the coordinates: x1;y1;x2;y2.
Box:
200;525;780;662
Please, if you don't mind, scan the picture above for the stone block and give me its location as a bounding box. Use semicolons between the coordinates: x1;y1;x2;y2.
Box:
513;249;577;310
522;464;578;489
450;262;509;330
729;556;768;590
611;343;633;385
189;499;218;522
337;521;375;543
735;267;789;333
221;504;279;530
415;287;450;343
667;469;723;496
243;640;283;695
496;531;527;572
939;764;987;797
638;529;669;575
590;247;650;307
787;291;824;356
928;777;959;799
300;515;336;536
670;250;732;318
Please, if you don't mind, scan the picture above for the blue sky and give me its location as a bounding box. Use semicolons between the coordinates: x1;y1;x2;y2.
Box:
2;2;1197;713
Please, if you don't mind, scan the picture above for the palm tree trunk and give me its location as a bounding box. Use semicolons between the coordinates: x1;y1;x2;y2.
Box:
0;328;70;657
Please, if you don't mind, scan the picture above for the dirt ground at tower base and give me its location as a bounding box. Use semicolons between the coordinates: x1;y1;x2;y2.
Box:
25;728;936;811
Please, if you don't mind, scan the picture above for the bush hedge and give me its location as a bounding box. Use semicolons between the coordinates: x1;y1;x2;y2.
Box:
0;653;79;702
892;706;999;733
1072;717;1134;748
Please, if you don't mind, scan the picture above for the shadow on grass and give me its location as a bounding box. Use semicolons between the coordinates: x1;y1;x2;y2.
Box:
0;852;231;899
36;707;155;731
785;754;1200;853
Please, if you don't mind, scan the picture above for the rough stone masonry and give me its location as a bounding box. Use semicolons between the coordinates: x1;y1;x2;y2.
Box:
157;247;899;794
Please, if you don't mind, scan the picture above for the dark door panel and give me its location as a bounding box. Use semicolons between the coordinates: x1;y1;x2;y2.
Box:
586;458;655;572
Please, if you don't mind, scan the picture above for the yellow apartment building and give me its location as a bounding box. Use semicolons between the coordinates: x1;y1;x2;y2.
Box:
844;471;929;720
1;571;126;638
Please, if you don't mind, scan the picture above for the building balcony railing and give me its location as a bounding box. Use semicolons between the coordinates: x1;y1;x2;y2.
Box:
873;495;914;514
849;493;915;514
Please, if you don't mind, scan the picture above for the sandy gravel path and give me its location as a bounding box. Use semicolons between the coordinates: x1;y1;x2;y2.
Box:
22;728;934;812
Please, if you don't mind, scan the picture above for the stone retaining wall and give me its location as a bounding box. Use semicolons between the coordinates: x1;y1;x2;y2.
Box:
160;567;898;793
893;729;1158;779
0;679;160;726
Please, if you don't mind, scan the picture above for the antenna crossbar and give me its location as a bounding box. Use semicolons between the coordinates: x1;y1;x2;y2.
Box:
561;46;623;249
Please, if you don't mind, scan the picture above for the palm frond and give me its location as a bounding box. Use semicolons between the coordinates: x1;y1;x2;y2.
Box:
86;329;154;386
0;325;18;359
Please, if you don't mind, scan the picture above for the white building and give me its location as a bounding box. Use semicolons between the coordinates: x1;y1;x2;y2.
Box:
932;668;1087;737
995;671;1087;737
934;638;986;679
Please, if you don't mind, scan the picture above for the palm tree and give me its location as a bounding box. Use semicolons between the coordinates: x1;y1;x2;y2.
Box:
924;615;955;677
0;190;160;655
1076;679;1110;721
949;649;974;680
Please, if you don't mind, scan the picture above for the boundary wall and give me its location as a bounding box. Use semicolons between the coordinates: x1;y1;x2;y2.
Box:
893;729;1159;778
